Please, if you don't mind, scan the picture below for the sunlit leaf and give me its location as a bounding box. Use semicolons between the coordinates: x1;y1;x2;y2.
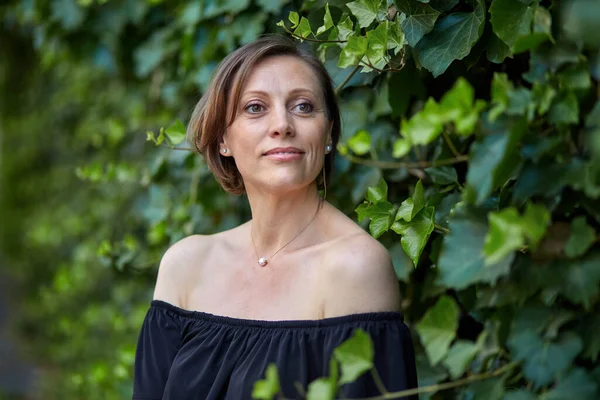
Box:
416;295;459;365
333;329;374;384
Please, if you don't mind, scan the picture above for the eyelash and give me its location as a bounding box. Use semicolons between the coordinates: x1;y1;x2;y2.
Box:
244;101;315;114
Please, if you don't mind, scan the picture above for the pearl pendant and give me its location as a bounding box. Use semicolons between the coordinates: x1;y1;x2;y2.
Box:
258;258;268;266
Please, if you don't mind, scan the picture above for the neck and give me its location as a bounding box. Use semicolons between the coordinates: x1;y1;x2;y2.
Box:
246;184;323;259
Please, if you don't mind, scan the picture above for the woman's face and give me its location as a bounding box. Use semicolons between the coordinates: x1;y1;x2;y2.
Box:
222;55;331;194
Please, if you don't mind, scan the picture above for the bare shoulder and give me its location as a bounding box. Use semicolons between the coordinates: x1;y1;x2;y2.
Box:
321;230;401;317
152;234;215;307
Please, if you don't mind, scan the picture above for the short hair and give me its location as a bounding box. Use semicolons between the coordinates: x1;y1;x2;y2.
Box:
187;35;341;195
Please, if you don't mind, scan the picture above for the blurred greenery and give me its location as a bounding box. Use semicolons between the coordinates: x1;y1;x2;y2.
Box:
1;0;599;399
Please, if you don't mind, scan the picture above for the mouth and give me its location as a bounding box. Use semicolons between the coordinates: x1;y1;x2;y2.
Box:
263;147;304;156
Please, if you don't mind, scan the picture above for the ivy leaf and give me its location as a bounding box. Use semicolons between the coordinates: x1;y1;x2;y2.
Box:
504;390;538;400
542;368;598;400
164;120;187;145
337;15;354;40
393;138;411;158
487;32;513;63
462;377;505;400
355;203;370;223
348;130;372;155
520;202;550;247
549;91;579;125
367;201;395;238
442;340;478;379
415;0;485;77
387;18;405;54
306;378;335;400
316;4;334;36
366;178;388;203
425;166;458;185
333;329;374;384
437;215;513;289
484;208;524;265
490;0;534;50
346;0;384;28
508;330;583;388
293;17;312;39
391;206;435;266
564;216;596;258
252;364;280;399
401;98;444;145
582;313;600;362
396;0;440;47
365;21;389;70
394;180;425;222
416;295;459;366
560;253;600;310
338;36;368;68
288;11;300;28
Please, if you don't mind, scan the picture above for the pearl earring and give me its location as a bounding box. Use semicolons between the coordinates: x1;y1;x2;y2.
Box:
221;148;228;154
325;145;332;153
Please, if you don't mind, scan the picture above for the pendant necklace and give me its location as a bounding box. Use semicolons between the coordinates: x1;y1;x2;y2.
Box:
250;200;322;267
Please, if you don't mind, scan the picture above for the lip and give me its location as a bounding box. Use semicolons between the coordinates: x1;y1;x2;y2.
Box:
263;147;304;156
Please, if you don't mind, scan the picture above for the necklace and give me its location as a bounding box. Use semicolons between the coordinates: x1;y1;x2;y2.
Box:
250;200;322;267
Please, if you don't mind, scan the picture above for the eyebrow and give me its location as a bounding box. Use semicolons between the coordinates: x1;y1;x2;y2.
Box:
242;88;318;98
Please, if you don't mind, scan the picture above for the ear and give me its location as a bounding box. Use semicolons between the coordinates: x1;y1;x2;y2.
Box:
219;140;232;157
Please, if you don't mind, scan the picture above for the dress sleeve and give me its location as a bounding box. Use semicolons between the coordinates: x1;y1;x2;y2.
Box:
133;304;183;400
338;319;418;399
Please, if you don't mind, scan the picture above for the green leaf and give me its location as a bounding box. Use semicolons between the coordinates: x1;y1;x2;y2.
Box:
366;178;388;203
365;21;389;70
442;340;478;379
438;77;484;135
504;390;538;400
293;17;312;38
394;180;425;222
401;98;444;145
252;364;280;399
560;253;600;310
333;329;374;384
463;377;505;400
520;202;550;247
391;206;435;266
582;313;600;362
337;15;354;40
416;295;459;365
437;215;513;289
560;63;592;91
565;217;596;258
393;138;411;158
487;33;513;64
387;18;405;54
338;35;368;68
164;120;187;145
484;208;524;265
316;4;334;36
490;0;534;50
355;203;370;223
542;368;598;400
396;0;441;47
508;331;583;388
549;91;579;125
288;11;299;28
425;166;458;185
346;0;384;28
306;378;335;400
368;201;395;239
415;0;485;77
348;130;372;155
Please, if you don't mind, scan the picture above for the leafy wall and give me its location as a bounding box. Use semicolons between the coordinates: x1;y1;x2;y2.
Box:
1;0;599;399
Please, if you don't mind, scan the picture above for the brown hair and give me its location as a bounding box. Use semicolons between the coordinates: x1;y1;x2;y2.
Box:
187;35;341;195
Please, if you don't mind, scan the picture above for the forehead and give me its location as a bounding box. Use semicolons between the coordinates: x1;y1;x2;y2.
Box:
241;55;321;94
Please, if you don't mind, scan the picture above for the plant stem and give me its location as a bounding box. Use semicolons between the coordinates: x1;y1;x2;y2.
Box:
371;369;389;395
336;63;361;95
341;153;469;170
352;361;520;400
434;224;450;234
442;130;461;158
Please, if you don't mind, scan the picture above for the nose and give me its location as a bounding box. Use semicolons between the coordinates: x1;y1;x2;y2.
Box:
269;105;295;138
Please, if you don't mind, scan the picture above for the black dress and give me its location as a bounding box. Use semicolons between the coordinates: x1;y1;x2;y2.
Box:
133;300;418;399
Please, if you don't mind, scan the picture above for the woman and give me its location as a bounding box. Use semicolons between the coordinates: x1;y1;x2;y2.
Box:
133;35;418;399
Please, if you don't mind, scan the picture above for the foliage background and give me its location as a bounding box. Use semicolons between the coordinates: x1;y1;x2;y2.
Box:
1;0;599;399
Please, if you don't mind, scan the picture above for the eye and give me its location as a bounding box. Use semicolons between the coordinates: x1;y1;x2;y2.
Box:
245;103;265;114
293;102;314;113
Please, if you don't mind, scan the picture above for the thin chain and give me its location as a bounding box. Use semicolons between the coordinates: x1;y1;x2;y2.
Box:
250;199;322;263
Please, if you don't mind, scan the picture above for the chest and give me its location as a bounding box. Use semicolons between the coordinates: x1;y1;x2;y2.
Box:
186;251;324;320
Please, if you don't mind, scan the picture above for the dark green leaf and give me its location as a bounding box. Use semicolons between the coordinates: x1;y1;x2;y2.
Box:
582;313;600;362
333;329;374;384
543;368;598;400
366;178;388;203
396;0;441;47
425;166;458;185
437;215;513;289
549;92;579;125
487;33;513;63
490;0;534;50
504;390;538;400
416;0;485;77
367;201;395;238
463;377;505;400
416;295;459;365
564;216;596;258
391;206;435;266
560;253;600;310
394;180;425;222
429;0;459;12
508;331;583;388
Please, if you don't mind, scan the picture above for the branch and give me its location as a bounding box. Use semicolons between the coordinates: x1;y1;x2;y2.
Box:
281;25;347;43
341;153;469;170
336;63;361;95
442;130;461;158
352;361;520;400
434;224;450;234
